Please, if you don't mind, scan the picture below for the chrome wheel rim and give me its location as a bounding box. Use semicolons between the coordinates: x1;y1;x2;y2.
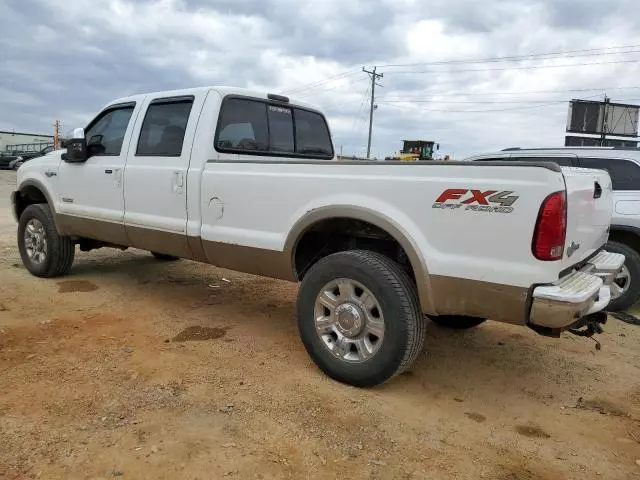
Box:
24;219;47;265
314;278;385;363
611;264;631;300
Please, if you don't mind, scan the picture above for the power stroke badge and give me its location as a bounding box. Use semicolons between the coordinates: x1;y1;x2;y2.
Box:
432;189;519;213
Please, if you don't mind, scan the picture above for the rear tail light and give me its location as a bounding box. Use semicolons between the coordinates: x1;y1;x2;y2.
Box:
532;191;566;261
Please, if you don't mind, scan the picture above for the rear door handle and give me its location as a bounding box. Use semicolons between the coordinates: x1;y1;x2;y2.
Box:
173;171;184;194
105;169;113;174
175;171;184;187
594;181;602;199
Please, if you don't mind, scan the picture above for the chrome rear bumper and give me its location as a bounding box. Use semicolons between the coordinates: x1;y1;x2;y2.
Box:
529;250;625;330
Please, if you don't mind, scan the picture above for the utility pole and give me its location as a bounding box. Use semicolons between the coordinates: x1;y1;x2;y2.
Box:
600;95;610;147
53;120;60;150
363;66;383;159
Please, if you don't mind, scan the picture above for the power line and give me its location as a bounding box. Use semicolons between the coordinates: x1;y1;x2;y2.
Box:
377;97;640;105
290;77;369;101
377;98;615;104
376;86;640;99
280;70;361;95
388;58;640;75
381;93;607;113
378;44;640;68
349;84;371;138
279;44;640;97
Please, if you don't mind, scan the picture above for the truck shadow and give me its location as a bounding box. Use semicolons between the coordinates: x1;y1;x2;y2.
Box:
67;251;607;399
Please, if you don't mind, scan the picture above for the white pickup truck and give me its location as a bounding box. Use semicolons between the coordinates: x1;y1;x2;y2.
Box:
12;86;625;387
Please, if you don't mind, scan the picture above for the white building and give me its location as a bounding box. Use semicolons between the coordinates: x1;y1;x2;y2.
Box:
0;130;54;152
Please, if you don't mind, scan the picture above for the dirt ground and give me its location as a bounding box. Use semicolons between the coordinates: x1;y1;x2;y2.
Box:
2;171;640;480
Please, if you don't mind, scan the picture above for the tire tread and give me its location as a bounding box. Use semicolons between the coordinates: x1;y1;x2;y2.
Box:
606;240;640;311
298;249;425;386
19;204;74;277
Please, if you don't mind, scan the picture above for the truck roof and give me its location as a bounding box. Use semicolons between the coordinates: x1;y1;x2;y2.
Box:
106;86;320;112
501;146;640;152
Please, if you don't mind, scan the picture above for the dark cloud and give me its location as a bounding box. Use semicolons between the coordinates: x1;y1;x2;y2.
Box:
544;0;620;29
1;0;639;157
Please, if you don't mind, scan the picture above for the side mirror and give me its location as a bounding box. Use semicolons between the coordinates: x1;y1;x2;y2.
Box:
61;128;87;163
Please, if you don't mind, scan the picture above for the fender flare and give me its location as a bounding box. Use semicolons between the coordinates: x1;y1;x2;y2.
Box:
284;205;435;314
610;224;640;237
15;179;60;231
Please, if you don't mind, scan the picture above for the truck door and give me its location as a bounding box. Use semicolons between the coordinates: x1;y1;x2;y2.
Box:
122;94;202;258
57;101;139;245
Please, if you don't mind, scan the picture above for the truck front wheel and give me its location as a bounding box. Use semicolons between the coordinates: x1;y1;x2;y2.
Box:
18;204;75;277
297;250;426;387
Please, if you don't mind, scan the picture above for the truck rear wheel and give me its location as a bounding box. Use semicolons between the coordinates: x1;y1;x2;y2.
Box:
605;240;640;311
430;315;486;329
297;250;426;387
18;204;75;277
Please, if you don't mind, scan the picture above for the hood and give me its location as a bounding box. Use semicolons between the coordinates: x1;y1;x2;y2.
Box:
17;150;64;182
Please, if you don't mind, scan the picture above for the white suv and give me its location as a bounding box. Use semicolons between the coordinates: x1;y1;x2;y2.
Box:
466;147;640;311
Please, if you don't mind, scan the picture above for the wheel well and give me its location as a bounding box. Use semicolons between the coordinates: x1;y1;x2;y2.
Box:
14;185;48;219
293;218;416;282
609;229;640;254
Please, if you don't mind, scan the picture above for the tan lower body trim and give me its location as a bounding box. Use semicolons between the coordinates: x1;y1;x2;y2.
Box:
187;235;208;263
56;213;295;280
202;240;295;281
56;215;529;323
56;214;130;246
126;225;193;259
430;275;529;325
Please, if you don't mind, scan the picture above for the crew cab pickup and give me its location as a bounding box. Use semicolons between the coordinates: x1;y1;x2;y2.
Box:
11;86;624;387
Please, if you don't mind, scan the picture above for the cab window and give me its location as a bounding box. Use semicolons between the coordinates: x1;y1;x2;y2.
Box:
580;157;640;190
511;156;575;167
294;109;333;156
84;104;135;157
215;96;334;159
136;97;194;157
217;98;269;151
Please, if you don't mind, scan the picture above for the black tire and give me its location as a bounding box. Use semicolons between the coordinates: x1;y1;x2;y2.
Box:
605;240;640;311
430;315;486;329
297;250;426;387
18;203;75;278
151;252;180;261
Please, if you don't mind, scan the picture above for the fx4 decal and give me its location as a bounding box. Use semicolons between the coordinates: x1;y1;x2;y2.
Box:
433;189;519;213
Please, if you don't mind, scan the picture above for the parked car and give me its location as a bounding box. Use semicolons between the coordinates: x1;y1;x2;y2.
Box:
465;147;640;311
9;146;55;170
10;87;623;387
0;153;22;170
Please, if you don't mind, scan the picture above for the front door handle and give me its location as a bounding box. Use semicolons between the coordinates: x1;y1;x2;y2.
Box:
45;171;57;177
105;169;113;174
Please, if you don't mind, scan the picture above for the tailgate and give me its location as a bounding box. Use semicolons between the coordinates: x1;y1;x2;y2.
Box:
561;166;612;269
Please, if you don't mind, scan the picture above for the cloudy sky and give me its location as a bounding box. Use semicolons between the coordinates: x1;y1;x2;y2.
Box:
2;0;640;158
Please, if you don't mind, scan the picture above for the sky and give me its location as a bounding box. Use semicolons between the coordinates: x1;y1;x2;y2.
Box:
1;0;640;158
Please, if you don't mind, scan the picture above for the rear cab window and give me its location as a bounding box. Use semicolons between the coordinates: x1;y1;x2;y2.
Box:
579;157;640;190
215;96;334;159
